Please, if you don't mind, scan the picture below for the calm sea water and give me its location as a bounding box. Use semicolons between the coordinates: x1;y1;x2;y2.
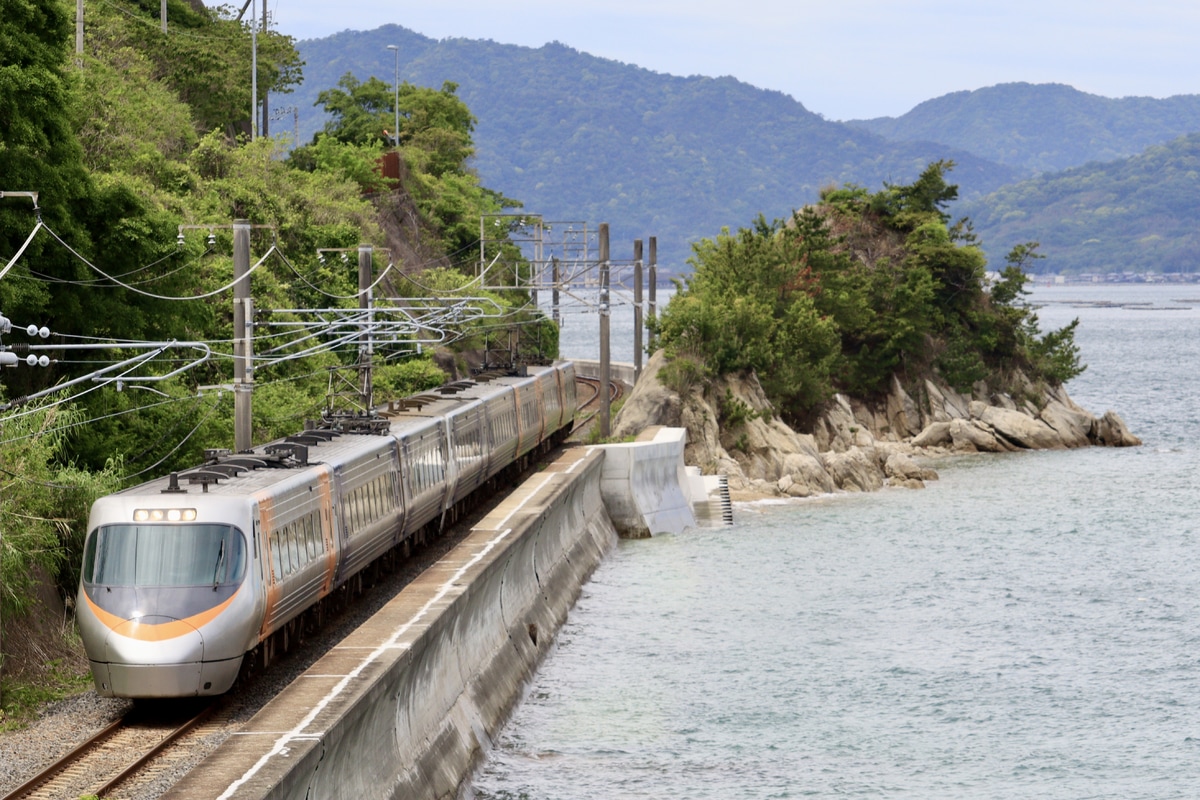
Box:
476;283;1200;799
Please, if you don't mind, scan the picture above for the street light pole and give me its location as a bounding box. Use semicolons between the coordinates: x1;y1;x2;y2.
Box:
386;45;400;148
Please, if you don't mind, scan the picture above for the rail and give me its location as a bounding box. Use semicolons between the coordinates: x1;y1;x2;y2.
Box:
2;704;215;800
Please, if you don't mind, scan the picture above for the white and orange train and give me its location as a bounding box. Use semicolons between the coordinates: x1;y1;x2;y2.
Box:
77;362;577;698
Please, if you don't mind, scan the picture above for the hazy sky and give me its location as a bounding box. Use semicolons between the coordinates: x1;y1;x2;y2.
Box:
264;0;1200;120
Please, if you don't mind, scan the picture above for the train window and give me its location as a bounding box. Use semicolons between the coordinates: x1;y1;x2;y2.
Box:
277;528;289;576
379;475;393;512
88;524;247;587
305;514;320;559
287;526;301;573
81;530;100;583
269;532;282;582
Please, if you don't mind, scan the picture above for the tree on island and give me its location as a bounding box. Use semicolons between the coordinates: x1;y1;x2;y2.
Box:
654;162;1084;429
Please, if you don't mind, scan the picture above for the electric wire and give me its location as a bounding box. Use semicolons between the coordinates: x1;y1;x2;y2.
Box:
119;395;224;480
42;221;277;300
276;248;397;299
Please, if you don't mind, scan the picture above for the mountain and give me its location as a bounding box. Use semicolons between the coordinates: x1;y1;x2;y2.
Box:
291;26;1018;271
846;83;1200;176
963;132;1200;275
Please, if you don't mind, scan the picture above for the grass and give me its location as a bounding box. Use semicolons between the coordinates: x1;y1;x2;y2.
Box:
0;659;94;732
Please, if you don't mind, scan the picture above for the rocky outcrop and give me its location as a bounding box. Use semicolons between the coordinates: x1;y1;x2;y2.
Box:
612;350;1141;500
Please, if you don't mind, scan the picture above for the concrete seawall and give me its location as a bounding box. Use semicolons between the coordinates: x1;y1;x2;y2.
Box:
165;448;617;800
595;426;697;537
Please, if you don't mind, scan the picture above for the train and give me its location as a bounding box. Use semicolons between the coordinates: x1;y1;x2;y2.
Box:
76;361;578;698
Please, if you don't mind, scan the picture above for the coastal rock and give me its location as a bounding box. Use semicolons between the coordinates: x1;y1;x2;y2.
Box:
949;418;1013;453
611;350;684;436
885;376;922;439
611;349;1141;502
1037;398;1094;448
884;452;938;485
820;448;884;492
970;402;1066;450
1093;410;1142;447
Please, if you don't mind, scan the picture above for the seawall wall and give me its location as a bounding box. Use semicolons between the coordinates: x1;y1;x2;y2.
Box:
165;448;617;800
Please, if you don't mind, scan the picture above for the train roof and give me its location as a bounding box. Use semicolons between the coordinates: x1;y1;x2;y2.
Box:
113;362;573;501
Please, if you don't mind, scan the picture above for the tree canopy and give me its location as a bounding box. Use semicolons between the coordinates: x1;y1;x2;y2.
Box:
0;0;545;620
655;163;1084;425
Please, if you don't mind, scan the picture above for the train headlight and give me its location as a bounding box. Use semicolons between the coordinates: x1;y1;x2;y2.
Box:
133;508;198;522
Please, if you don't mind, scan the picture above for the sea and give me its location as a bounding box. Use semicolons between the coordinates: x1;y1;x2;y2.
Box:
475;283;1200;799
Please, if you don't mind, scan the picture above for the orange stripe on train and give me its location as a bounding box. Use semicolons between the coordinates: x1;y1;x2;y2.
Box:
84;589;241;642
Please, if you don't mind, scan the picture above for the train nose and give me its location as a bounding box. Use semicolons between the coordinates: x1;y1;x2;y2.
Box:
97;616;207;697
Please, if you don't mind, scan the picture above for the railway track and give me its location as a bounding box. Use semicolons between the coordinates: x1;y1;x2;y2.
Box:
2;702;220;800
4;384;607;799
574;376;624;430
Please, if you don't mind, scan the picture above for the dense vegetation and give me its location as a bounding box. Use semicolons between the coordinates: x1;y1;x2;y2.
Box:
293;31;1200;276
848;83;1200;176
655;163;1084;426
963;133;1200;275
292;26;1019;272
0;0;540;636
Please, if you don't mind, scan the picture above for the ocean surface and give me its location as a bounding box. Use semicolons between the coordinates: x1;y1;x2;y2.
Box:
477;283;1200;799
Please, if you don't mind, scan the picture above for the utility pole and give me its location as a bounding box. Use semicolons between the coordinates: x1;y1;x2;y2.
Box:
599;223;611;439
76;0;84;56
633;239;643;383
261;0;269;137
358;244;374;411
648;237;658;352
552;256;560;328
233;219;254;451
161;0;167;32
250;0;258;141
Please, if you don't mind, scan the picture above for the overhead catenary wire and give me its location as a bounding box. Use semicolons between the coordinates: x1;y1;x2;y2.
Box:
41;221;278;300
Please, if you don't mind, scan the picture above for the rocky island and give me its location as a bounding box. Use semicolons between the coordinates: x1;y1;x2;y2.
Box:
614;163;1140;499
615;350;1139;500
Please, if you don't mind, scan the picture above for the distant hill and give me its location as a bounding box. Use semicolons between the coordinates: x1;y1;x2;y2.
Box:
291;26;1017;271
846;83;1200;176
963;133;1200;274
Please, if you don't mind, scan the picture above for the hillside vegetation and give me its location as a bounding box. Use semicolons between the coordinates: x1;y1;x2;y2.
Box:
294;32;1200;276
293;26;1019;270
848;83;1200;176
964;133;1200;275
0;0;542;706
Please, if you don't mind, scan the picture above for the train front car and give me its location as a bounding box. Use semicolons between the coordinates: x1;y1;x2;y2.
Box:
77;491;262;697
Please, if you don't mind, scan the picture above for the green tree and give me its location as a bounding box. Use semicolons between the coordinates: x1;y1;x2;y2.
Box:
657;164;1086;426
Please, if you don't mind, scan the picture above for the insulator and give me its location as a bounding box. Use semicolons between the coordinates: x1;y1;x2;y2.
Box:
37;355;49;367
177;233;186;247
24;354;37;367
207;232;216;247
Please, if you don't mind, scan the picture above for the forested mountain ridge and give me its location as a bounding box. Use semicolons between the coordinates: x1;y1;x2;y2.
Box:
846;82;1200;176
963;132;1200;275
294;26;1018;270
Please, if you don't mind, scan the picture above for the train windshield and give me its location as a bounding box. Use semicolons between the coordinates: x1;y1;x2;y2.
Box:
83;524;247;588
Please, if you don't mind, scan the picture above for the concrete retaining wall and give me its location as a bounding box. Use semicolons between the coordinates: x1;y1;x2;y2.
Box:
165;448;616;800
593;426;697;537
569;358;638;387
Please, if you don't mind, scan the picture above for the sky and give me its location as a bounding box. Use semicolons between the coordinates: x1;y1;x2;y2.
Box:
264;0;1200;121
